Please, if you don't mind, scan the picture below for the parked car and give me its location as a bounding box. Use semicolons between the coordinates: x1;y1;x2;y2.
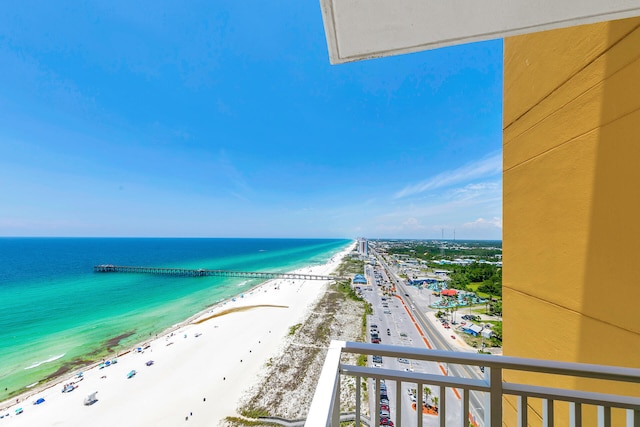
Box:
372;338;380;344
398;358;409;364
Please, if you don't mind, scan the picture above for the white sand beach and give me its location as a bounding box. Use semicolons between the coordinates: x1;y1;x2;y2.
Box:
0;245;354;426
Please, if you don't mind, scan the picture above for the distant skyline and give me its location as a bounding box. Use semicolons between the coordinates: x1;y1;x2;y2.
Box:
0;1;503;240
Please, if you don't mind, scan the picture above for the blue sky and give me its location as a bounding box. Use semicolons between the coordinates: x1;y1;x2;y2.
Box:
0;1;503;240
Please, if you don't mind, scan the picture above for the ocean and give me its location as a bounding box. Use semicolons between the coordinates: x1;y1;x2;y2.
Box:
0;237;351;401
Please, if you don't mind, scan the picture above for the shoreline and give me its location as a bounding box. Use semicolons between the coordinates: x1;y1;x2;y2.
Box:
0;243;355;425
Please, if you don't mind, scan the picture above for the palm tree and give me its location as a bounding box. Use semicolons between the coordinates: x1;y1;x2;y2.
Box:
423;386;432;403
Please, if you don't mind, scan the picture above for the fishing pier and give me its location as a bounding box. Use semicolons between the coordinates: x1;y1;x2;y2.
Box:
93;264;342;281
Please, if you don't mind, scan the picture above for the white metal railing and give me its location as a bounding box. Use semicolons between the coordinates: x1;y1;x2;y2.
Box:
305;340;640;427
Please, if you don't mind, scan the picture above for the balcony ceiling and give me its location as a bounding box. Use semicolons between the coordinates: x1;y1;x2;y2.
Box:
319;0;640;64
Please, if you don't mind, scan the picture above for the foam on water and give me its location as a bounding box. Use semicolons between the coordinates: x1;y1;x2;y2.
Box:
24;354;66;370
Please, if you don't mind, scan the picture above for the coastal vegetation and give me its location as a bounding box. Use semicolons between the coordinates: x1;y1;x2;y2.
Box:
380;239;502;297
227;257;367;426
334;254;365;277
385;240;502;261
445;263;502;297
288;323;302;336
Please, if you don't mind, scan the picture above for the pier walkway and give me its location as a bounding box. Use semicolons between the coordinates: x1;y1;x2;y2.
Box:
94;265;343;281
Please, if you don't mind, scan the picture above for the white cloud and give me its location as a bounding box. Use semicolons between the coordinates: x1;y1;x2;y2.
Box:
394;152;502;199
463;217;503;229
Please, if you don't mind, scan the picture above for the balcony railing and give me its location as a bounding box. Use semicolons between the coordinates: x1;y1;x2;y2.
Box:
305;340;640;427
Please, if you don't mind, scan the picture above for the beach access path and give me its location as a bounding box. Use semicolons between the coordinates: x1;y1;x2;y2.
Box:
0;245;355;427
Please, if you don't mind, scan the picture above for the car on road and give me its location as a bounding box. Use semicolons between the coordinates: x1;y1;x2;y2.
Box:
380;418;394;426
372;338;381;344
405;293;409;296
371;324;378;329
383;310;391;314
398;358;409;364
451;335;456;339
372;355;383;363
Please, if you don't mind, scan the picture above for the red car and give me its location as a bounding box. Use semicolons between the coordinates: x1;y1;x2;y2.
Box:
380;418;394;426
372;338;380;344
380;404;390;411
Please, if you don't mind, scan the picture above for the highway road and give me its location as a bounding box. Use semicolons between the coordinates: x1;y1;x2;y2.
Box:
369;247;486;425
362;261;475;426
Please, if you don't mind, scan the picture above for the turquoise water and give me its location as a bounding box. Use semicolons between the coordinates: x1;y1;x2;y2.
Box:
0;238;351;401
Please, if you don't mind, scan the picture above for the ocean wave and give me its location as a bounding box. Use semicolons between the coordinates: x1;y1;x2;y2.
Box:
24;353;65;370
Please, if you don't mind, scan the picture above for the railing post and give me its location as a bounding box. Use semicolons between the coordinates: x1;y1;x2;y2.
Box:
542;399;554;427
570;402;581;427
462;388;470;427
417;383;423;427
396;380;402;427
375;378;381;427
356;375;361;427
518;395;528;427
305;340;345;427
484;366;503;426
598;406;611;427
439;385;446;427
627;409;640;427
332;373;341;426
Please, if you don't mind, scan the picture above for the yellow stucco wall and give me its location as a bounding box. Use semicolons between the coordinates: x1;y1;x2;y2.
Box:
503;16;640;425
